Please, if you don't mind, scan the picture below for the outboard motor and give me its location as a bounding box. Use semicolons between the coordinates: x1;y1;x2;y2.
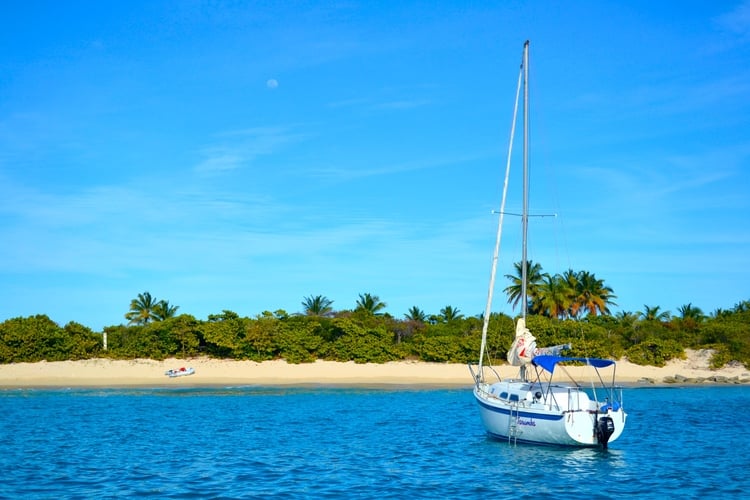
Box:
596;416;615;448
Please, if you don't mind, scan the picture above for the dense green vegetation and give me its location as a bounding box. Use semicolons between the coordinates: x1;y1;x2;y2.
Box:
1;295;748;369
1;264;748;368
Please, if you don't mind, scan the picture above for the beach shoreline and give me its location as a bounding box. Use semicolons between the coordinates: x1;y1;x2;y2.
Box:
1;349;748;389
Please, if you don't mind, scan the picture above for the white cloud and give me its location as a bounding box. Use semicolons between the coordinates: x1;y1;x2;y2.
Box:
194;126;309;173
715;0;750;36
306;152;488;182
375;99;431;110
194;151;244;172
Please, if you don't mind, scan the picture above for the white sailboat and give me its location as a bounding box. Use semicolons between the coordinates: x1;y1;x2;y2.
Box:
468;41;627;448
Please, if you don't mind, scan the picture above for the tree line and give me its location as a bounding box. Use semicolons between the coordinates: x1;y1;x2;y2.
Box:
1;263;748;368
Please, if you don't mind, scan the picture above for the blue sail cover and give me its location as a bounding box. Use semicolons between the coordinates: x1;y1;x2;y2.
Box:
532;355;615;374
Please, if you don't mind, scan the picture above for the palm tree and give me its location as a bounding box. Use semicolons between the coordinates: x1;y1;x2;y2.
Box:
125;291;160;325
639;305;671;322
573;270;617;317
504;260;544;312
355;293;387;315
677;303;705;321
404;306;428;323
153;300;180;321
301;295;334;317
710;308;731;319
560;269;581;317
439;305;464;323
533;274;571;319
615;310;639;323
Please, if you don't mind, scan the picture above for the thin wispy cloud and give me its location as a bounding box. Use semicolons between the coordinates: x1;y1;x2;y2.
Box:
375;99;431;110
715;0;750;37
326;96;432;113
194;126;308;174
327;97;372;108
305;152;489;182
566;74;750;122
194;151;244;173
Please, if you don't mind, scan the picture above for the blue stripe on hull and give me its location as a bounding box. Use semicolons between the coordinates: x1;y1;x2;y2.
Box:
475;397;564;421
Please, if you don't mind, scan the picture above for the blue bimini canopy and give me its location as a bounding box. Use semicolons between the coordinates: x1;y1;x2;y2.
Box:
531;355;616;374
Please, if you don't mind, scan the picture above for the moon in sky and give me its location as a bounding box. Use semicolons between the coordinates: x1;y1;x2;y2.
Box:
266;79;279;89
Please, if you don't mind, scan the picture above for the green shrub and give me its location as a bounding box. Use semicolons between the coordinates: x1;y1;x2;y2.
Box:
625;339;685;367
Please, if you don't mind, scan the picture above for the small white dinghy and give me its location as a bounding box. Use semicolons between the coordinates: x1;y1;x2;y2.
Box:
165;367;195;378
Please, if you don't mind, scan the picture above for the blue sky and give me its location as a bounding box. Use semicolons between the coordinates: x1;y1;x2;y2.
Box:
1;1;748;330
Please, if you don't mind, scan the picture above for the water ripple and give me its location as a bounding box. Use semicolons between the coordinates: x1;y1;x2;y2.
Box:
1;386;749;498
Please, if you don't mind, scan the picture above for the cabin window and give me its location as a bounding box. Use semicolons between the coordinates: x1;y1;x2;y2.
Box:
509;394;519;402
499;392;508;400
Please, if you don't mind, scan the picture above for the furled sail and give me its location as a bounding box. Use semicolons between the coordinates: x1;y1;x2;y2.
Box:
506;318;571;366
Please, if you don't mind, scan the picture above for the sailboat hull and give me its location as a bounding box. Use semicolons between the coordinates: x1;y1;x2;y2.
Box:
473;381;626;447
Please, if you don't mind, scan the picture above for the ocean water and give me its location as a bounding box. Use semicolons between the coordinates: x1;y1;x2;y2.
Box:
1;385;748;499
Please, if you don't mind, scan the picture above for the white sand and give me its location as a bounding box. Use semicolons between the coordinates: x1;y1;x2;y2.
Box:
0;350;748;388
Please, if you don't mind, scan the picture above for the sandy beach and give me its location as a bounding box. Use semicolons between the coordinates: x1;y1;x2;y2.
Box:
1;349;748;388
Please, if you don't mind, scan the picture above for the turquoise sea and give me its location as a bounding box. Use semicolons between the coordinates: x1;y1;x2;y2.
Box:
1;385;748;499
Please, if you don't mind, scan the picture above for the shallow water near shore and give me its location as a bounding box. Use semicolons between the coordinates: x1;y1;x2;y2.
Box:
1;386;748;498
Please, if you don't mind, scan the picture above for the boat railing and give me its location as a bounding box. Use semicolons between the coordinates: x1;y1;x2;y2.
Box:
579;383;626;413
608;383;626;409
468;362;503;386
566;387;590;412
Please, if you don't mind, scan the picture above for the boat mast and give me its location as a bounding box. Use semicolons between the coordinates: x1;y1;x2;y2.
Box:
476;42;525;381
520;40;529;320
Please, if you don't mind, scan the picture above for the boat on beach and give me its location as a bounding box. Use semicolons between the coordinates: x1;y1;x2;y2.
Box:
468;40;627;448
165;367;195;378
